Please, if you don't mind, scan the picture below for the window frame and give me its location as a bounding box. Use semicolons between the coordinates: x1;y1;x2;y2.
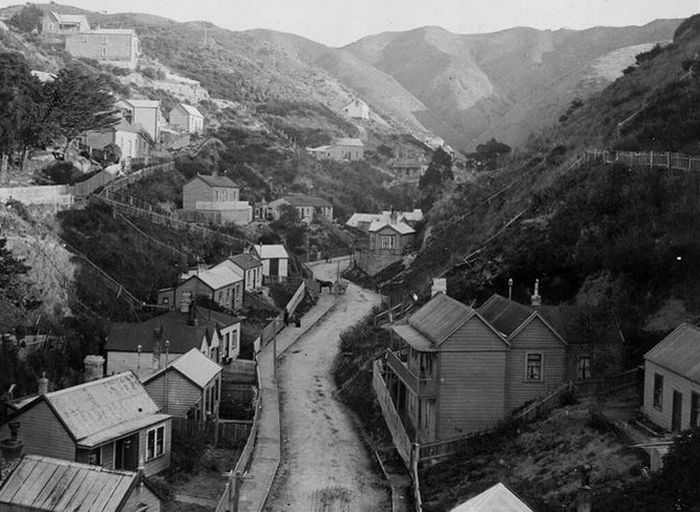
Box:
380;234;396;249
691;391;700;428
576;355;592;381
146;424;165;461
524;352;544;382
653;373;664;410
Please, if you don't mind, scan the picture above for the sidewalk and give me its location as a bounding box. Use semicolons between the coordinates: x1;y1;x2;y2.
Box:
236;281;340;512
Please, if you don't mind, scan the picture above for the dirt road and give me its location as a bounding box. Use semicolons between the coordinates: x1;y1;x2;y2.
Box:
265;263;387;512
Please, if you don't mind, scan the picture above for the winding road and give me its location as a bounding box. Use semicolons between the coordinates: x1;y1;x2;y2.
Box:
265;262;387;512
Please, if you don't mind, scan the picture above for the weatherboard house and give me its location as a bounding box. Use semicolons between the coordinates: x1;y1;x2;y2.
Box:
381;291;567;443
41;12;90;34
169;103;204;134
64;29;141;70
0;372;172;477
182;174;252;226
306;138;364;162
269;194;334;223
642;323;700;432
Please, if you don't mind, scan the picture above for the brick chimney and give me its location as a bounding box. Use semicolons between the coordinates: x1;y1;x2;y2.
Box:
0;422;23;465
37;372;48;395
530;279;542;306
84;355;105;382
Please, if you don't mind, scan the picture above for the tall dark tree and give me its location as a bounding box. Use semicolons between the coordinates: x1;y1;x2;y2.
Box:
9;3;43;33
0;235;40;334
44;66;121;149
419;147;453;189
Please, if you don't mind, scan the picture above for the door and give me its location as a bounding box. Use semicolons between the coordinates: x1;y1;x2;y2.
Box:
114;433;139;471
672;390;683;432
269;258;279;277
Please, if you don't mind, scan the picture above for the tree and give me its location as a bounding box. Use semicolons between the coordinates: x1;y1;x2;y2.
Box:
102;143;122;165
0;235;40;334
43;66;121;149
419;147;453;189
9;4;43;33
470;138;511;170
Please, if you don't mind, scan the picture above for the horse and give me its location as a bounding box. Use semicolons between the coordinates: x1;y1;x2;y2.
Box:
316;279;333;292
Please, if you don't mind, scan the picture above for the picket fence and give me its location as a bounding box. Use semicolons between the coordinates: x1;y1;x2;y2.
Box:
583;149;700;172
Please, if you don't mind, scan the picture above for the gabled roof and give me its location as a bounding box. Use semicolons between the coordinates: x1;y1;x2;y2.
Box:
195;266;243;290
368;220;415;235
391;159;427;169
392;323;437;352
449;482;536;512
188;173;239;188
49;12;87;25
39;373;163;446
645;323;700;384
254;244;289;260
143;348;221;389
280;195;332;208
332;137;364;147
478;294;566;345
346;213;384;227
176;103;204;118
0;455;154;512
227;253;263;270
123;99;160;109
408;293;475;345
111;119;144;135
106;308;237;354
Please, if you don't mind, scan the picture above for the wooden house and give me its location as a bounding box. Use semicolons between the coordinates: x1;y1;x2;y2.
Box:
169;103;204;134
117;99;161;141
269;195;334;223
215;253;263;292
341;98;370;120
643;323;700;432
391;159;428;181
106;307;241;377
183;174;239;210
171;266;244;311
82;120;150;163
368;217;415;253
448;482;535;512
64;29;141;70
383;292;566;442
0;455;162;512
41;12;90;34
0;373;172;477
306;138;364;161
251;244;289;279
142;348;222;423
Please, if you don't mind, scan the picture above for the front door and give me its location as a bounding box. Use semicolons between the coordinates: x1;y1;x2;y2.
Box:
269;258;279;276
672;390;683;432
114;433;139;471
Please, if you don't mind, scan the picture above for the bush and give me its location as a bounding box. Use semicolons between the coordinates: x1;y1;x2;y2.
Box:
33;162;84;185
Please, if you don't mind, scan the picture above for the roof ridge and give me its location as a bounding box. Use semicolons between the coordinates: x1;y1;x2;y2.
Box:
46;372;131;398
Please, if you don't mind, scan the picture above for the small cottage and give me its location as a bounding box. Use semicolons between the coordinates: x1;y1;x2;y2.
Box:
116;99;161;140
106;306;242;376
269;195;334;223
83;120;150;162
0;373;172;477
251;244;290;280
368;217;415;252
142;348;222;423
448;482;536;512
341;98;370;120
307;138;364;162
169;103;204;134
0;455;163;512
41;12;90;34
643;323;700;432
173;266;244;311
65;29;141;70
391;159;428;181
183;174;239;209
215;253;263;292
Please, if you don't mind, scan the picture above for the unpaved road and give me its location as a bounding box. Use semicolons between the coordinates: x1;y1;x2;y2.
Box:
265;264;387;512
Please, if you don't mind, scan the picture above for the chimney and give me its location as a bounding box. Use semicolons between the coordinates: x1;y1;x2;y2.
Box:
83;355;105;382
508;278;514;301
530;279;542;306
431;278;447;297
390;208;397;224
576;464;593;512
37;372;48;395
187;304;197;326
0;422;23;464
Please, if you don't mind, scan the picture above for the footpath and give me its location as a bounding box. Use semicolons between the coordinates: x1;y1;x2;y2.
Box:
236;259;347;512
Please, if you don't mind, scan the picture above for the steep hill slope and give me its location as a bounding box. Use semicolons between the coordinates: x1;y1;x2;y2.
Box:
343;21;681;149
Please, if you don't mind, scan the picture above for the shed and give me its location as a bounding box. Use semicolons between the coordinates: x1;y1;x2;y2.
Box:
169;103;204;134
643;323;700;432
252;244;289;279
0;455;162;512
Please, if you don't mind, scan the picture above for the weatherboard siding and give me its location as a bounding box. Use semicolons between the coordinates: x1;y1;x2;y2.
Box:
139;420;172;476
0;401;75;461
643;360;700;431
436;318;508;439
145;372;202;419
504;318;566;412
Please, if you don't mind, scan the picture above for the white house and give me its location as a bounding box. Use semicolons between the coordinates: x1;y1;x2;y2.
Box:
251;244;289;279
169;103;204;134
342;98;370;120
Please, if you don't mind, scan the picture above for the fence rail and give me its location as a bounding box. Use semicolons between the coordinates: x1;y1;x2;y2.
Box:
372;360;413;467
171;417;252;449
512;381;574;423
374;301;414;327
573;367;642;397
583;150;700;172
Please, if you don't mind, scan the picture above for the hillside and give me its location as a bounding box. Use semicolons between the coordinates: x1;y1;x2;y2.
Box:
378;13;700;363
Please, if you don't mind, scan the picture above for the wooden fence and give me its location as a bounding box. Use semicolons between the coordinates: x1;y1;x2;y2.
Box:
583;150;700;172
374;300;415;327
512;381;574;423
572;367;642;397
0;185;73;206
171;417;252;449
372;360;413;467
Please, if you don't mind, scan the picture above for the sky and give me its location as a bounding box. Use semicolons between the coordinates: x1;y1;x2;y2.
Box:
9;0;700;46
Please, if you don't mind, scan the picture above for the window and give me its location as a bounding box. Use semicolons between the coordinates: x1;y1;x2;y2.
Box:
101;35;108;44
88;447;102;466
100;46;106;58
653;374;664;410
146;425;165;460
525;353;543;381
577;355;591;380
380;235;395;249
419;400;431;430
691;392;700;428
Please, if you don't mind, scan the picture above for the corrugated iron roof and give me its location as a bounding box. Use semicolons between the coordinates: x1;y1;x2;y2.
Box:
478;294;534;337
368;220;415;234
178;103;203;118
449;482;536;512
124;99;160;109
0;455;142;512
170;348;222;388
106;308;239;354
227;253;263;270
392;324;436;352
408;293;475;345
196;266;242;290
346;213;383;227
645;323;700;384
254;244;289;260
45;373;161;444
280;195;332;208
191;173;239;188
78;414;171;448
332;137;364;147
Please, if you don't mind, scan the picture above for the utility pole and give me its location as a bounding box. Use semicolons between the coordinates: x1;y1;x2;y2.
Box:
272;317;278;381
163;340;170;413
224;470;254;512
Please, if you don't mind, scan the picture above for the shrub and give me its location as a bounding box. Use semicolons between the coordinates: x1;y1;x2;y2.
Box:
33;162;84;185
